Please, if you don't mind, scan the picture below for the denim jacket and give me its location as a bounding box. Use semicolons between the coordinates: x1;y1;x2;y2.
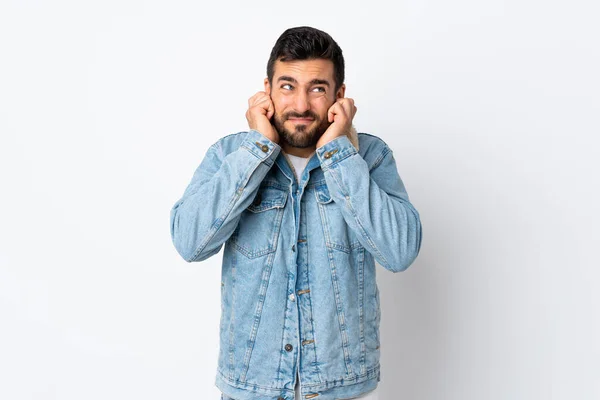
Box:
170;129;422;400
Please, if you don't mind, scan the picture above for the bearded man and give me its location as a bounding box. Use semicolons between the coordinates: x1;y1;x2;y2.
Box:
170;26;423;400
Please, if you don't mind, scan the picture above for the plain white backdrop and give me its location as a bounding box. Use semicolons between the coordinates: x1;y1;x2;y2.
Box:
1;1;598;399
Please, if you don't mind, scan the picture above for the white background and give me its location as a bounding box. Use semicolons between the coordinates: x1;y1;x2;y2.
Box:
1;1;599;399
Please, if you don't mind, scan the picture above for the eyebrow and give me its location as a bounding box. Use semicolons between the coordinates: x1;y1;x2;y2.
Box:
277;76;331;87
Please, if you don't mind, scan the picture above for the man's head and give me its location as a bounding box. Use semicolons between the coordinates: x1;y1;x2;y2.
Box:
267;26;345;92
264;26;346;149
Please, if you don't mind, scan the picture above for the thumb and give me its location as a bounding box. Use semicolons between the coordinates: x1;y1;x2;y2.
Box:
266;100;274;120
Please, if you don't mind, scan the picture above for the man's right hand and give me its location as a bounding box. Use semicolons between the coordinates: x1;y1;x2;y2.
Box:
246;91;279;144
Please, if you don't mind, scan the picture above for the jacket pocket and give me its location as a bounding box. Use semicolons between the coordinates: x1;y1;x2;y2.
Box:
374;285;381;348
314;184;361;253
230;186;287;259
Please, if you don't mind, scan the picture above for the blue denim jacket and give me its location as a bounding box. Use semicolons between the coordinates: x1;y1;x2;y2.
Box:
170;129;422;400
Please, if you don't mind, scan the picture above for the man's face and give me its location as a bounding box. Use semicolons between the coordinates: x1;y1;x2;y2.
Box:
265;58;345;149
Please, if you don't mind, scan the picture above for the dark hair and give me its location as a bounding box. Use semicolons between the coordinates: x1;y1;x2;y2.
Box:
267;26;345;91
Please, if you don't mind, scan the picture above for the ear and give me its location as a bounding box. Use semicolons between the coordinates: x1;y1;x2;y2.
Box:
264;78;271;95
336;83;346;99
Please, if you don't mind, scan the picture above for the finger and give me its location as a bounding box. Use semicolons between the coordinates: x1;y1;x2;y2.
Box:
257;96;272;114
328;103;336;123
328;101;343;123
248;92;262;107
339;98;354;116
248;91;267;107
250;96;270;113
336;101;351;122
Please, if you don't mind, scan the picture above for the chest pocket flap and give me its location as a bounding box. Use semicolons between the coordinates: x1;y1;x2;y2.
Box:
248;186;288;212
314;184;333;204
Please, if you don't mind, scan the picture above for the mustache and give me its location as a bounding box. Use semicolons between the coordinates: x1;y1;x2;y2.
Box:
284;111;319;120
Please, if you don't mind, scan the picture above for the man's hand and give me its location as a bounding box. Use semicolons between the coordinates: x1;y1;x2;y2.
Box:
246;91;279;144
316;98;357;149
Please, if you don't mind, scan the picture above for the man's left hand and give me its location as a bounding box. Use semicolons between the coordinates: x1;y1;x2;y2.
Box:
316;98;357;149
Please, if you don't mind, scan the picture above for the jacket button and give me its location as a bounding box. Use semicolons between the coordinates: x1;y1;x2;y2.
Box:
261;144;269;152
291;245;295;252
285;343;293;352
324;151;331;159
278;398;285;400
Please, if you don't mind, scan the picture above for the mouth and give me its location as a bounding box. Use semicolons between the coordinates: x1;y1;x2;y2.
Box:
287;117;314;124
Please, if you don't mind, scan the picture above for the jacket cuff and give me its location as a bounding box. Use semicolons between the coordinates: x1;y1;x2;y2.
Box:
240;129;281;167
316;135;358;170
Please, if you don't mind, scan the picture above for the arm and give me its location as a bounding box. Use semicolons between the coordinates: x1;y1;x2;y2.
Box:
170;130;280;262
316;135;422;272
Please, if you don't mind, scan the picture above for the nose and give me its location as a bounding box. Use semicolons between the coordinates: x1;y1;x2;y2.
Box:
293;91;310;113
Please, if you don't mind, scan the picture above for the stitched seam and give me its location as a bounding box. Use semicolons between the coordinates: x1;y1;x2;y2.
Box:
216;363;380;390
358;247;367;375
368;146;391;172
227;253;237;378
304;226;323;381
301;364;380;388
322;151;355;171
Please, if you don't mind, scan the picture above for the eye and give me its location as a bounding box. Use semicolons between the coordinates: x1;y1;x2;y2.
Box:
311;87;326;93
281;83;293;90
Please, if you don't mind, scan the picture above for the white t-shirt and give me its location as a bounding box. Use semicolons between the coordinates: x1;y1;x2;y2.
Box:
286;152;380;400
285;153;311;183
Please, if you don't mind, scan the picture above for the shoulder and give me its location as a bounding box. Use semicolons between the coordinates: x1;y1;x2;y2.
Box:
357;132;393;170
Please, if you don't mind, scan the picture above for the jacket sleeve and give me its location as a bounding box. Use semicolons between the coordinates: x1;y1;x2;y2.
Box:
170;130;281;262
316;135;422;272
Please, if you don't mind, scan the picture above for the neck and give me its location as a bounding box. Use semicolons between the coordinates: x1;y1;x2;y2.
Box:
281;142;315;158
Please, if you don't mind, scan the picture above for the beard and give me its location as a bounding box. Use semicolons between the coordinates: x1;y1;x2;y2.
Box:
273;110;332;148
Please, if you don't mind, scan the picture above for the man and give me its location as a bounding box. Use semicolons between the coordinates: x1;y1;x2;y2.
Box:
170;26;422;400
